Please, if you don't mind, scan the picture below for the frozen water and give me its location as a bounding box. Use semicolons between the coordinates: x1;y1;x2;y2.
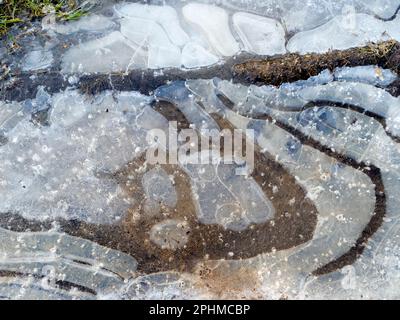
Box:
182;3;240;57
58;1;400;73
181;152;275;231
232;12;286;55
61;31;147;73
115;3;190;47
3;0;400;300
333;65;398;87
155;81;220;132
216;69;400;138
360;0;400;19
122;271;204;300
142;167;177;216
190;78;379;296
0;90;167;224
196;0;400;32
22;49;54;72
149;219;191;250
181;42;219;69
287;13;400;54
0;228;137;294
0;276;95;300
51;14;116;35
120;16;182;69
1;69;399;298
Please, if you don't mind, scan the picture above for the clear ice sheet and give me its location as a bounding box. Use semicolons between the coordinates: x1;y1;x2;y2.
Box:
56;1;400;73
2;0;400;300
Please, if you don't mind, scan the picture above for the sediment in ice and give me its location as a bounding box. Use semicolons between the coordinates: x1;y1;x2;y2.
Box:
149;219;191;250
3;1;400;299
142;167;178;217
186;78;377;294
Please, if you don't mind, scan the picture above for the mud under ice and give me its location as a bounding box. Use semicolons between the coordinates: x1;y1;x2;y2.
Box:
0;63;399;298
1;0;400;300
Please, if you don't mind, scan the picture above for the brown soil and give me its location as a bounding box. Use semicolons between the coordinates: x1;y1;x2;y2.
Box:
232;40;400;86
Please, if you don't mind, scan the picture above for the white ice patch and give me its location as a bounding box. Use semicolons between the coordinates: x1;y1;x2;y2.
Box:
181;42;219;69
186;79;376;276
182;3;240;57
232;12;286;55
22;49;54;72
59;2;400;72
61;31;147;73
287;13;399;54
51;14;116;35
115;3;190;47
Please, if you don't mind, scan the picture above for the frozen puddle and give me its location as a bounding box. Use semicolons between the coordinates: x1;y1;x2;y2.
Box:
25;1;398;73
1;0;400;300
1;66;397;299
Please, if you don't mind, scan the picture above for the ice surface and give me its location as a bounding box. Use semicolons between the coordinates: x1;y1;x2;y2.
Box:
181;151;275;231
155;81;220;132
232;12;286;55
182;3;240;57
193;79;377;295
0;90;167;224
333;66;398;87
4;0;400;300
122;271;204;300
120;17;182;69
194;0;400;31
298;82;398;116
0;101;24;138
0;228;137;294
59;1;400;73
0;276;95;300
149;219;191;250
52;14;116;35
142;167;177;216
181;42;219;69
216;69;400;138
182;70;400;298
361;0;400;19
61;31;147;73
287;13;400;54
1;72;399;298
155;82;275;231
22;49;54;72
115;3;190;47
